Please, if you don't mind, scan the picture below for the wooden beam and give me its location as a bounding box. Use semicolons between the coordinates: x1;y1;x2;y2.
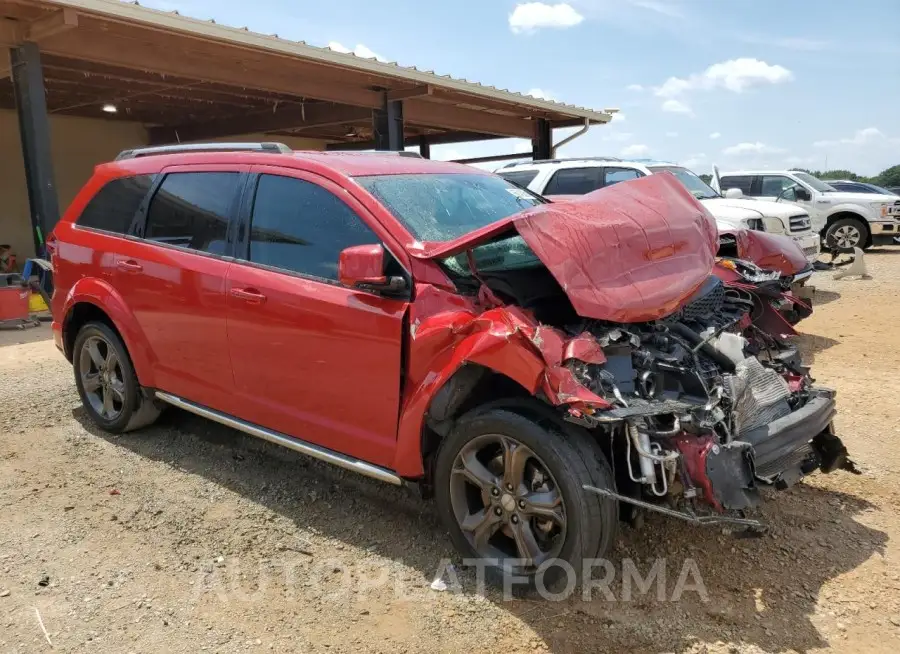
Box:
386;85;432;101
26;9;78;42
38;27;384;108
148;103;372;144
404;100;533;139
0;18;23;47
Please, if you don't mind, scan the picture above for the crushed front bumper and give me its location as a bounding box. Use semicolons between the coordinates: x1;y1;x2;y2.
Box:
740;388;853;485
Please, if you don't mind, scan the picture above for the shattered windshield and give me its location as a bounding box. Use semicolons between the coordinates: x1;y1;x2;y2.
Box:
355;173;543;242
649;166;719;200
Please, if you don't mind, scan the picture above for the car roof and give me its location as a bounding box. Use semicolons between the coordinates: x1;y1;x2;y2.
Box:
720;170;798;175
103;148;482;177
499;159;678;172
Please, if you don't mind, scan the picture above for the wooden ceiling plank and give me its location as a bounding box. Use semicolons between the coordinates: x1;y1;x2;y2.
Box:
26;7;78;42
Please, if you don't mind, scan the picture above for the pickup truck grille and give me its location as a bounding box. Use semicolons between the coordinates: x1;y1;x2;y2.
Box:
747;218;765;231
803;244;819;257
789;215;812;232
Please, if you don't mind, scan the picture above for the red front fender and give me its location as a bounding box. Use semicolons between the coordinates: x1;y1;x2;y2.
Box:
392;286;610;478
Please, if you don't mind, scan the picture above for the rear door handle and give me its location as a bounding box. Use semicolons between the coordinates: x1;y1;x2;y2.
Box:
116;259;143;273
230;287;267;304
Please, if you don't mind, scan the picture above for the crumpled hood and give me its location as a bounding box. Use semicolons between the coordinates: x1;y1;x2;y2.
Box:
413;173;719;323
722;228;808;276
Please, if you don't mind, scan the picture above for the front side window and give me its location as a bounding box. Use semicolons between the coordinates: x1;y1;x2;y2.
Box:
247;174;378;280
760;175;799;198
542;167;604;195
792;172;834;192
77;175;155;234
144;172;239;254
355;173;541;242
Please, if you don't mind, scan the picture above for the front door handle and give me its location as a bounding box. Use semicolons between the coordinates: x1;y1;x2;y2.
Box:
230;287;267;304
116;259;143;273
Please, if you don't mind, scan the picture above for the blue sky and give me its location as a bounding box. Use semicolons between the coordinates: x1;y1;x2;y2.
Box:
139;0;899;176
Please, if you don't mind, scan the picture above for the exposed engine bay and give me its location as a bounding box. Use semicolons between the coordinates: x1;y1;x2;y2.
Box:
468;264;857;521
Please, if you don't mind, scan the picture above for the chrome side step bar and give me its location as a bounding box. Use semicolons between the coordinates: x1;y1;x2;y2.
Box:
154;391;404;486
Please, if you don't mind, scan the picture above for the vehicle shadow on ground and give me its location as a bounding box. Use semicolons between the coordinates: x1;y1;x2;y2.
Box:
0;322;52;349
76;407;886;654
811;289;841;307
795;332;840;366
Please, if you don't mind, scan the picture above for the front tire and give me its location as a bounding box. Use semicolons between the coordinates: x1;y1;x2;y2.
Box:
434;407;617;588
825;217;869;251
72;322;160;433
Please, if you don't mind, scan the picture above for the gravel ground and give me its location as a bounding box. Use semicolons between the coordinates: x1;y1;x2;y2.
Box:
2;248;900;653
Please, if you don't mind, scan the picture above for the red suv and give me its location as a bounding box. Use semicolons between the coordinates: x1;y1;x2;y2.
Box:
50;143;853;585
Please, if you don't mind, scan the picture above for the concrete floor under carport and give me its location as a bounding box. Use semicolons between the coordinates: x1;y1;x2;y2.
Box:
0;109;326;262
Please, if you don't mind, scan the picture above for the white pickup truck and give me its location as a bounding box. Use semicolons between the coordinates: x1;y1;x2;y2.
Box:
712;169;900;250
496;158;822;263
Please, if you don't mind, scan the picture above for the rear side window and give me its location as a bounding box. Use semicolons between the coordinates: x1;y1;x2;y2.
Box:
247;174;378;281
720;175;754;195
76;175;155;234
543;167;603;195
603;168;642;185
144;172;240;255
498;170;539;188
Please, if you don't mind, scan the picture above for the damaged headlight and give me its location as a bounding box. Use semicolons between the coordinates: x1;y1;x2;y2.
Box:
718;257;782;283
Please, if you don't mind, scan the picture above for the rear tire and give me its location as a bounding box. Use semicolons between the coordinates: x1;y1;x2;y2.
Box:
824;217;869;251
72;322;161;433
434;406;617;589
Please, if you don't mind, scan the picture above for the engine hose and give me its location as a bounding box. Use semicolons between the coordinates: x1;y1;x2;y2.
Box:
669;323;737;373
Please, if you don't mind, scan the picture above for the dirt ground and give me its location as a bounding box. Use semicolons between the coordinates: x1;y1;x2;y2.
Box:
2;249;900;654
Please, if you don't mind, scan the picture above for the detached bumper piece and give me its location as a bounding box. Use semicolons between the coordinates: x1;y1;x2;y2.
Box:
740;388;858;487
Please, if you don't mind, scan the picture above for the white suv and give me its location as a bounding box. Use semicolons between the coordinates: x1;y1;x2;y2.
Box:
712;169;900;250
497;158;821;262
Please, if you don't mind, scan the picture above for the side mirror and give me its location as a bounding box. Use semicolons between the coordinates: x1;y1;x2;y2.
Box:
338;244;407;295
795;187;811;201
724;188;744;199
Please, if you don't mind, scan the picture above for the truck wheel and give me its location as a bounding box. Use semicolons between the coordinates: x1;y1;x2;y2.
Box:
72;322;161;433
434;407;617;589
825;217;868;251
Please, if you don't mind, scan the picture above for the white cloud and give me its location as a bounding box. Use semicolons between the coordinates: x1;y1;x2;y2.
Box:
722;142;786;156
626;84;644;92
813;127;884;148
603;131;633;143
526;88;559;102
656;58;793;99
629;0;684;17
661;99;692;114
709;132;721;140
611;112;626;122
327;41;387;62
682;153;707;169
620;143;651;158
509;2;584;34
665;131;679;138
785;155;818;166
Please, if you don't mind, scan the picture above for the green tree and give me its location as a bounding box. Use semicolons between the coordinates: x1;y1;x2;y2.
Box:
699;174;712;185
873;165;900;187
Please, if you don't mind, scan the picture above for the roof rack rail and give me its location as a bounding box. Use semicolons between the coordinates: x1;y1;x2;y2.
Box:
332;150;423;158
497;156;621;169
115;142;292;161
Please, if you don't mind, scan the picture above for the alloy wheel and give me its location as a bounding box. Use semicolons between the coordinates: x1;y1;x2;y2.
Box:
79;335;126;421
832;224;861;249
448;434;567;571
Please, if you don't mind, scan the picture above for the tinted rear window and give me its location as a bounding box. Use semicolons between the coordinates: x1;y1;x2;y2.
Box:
144;172;240;255
498;170;539;188
543;167;603;195
76;175;155;234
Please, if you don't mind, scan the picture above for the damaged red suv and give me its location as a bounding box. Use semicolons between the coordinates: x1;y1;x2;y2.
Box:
50;143;855;583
